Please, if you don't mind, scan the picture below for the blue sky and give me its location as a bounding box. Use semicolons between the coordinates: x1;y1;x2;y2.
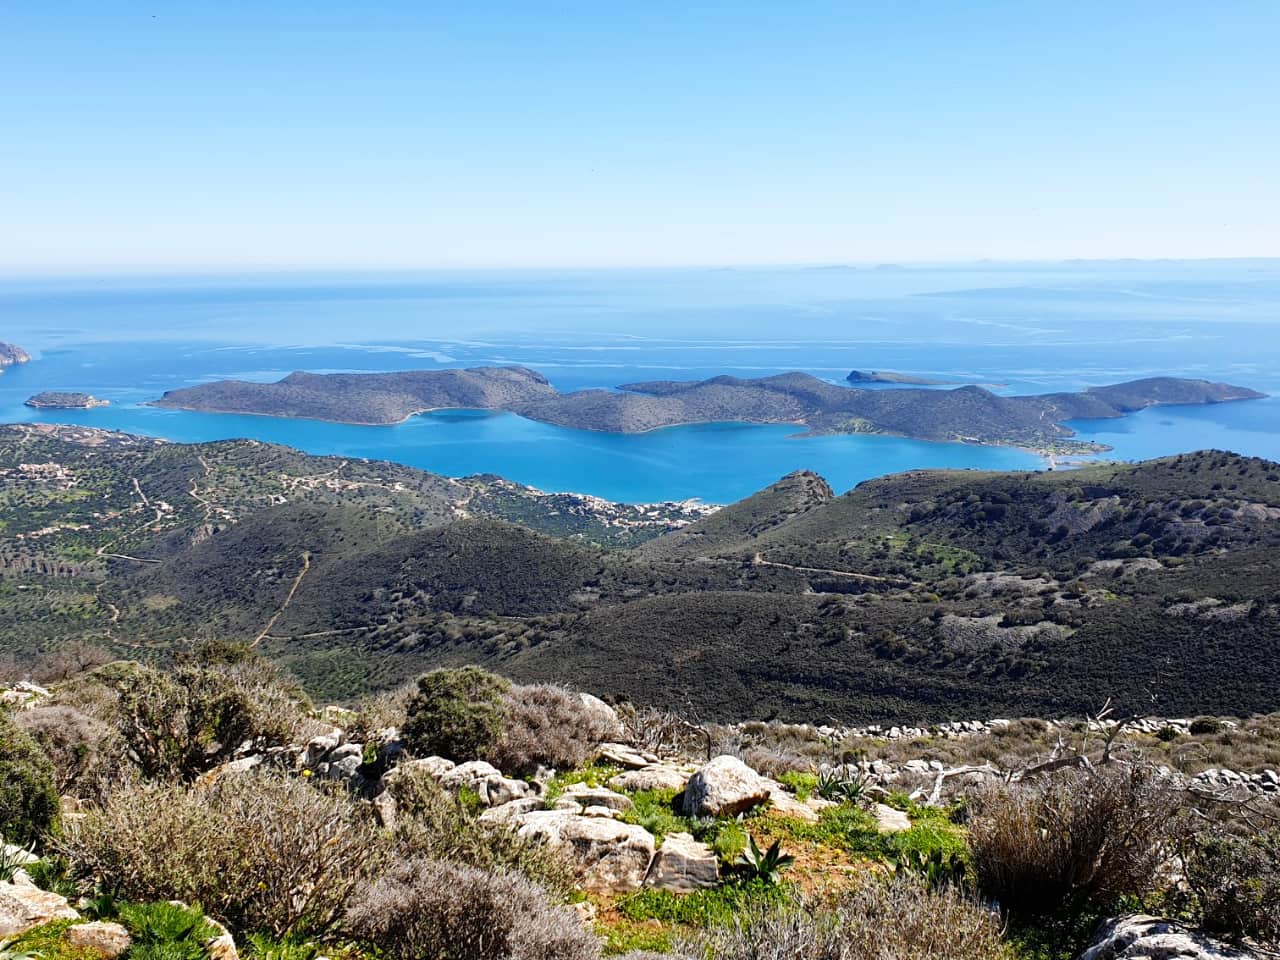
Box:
2;1;1277;271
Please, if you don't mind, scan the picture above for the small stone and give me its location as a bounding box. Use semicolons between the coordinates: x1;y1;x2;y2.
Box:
0;876;80;937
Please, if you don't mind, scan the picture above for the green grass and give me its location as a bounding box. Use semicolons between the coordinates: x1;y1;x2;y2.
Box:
597;922;673;956
776;771;817;801
617;879;792;928
6;920;97;960
543;763;622;804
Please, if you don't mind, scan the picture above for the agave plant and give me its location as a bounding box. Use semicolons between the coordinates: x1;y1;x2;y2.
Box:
816;767;871;804
736;835;795;885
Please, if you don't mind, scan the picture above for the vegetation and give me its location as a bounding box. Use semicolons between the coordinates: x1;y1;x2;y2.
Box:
59;773;378;937
0;710;60;846
343;858;600;960
401;666;510;762
968;766;1181;921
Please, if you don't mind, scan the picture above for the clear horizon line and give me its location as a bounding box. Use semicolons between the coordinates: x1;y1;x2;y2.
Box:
2;254;1280;283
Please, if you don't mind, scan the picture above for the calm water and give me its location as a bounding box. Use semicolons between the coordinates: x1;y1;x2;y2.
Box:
1;262;1277;503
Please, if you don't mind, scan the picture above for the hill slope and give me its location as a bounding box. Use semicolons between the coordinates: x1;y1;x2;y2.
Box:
1;425;1277;720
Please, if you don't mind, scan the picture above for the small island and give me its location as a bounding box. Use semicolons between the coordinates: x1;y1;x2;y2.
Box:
0;342;31;368
25;391;110;410
847;369;955;386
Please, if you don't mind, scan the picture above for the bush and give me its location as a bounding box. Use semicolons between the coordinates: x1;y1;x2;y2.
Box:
1190;717;1224;736
968;765;1182;919
402;667;509;762
488;684;620;775
115;901;222;960
344;858;600;960
89;658;307;781
1181;827;1280;946
60;772;379;937
0;709;60;846
386;765;574;895
16;705;125;801
681;876;1013;960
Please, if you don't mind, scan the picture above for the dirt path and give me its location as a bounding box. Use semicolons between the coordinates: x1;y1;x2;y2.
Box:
253;551;312;645
750;552;912;585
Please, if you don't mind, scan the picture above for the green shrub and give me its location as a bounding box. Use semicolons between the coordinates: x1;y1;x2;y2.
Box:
1190;717;1224;736
116;902;221;960
487;684;620;775
401;667;510;762
0;710;60;846
1181;828;1280;946
60;773;379;937
344;858;600;960
968;765;1182;920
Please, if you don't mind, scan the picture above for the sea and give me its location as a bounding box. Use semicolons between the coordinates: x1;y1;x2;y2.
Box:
1;260;1277;505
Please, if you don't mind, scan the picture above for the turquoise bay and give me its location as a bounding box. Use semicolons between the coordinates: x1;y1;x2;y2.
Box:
2;263;1278;503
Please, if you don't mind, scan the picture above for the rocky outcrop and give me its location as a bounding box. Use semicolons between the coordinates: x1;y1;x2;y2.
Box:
609;763;693;793
0;343;30;368
1079;915;1257;960
682;756;773;818
644;833;718;892
0;873;80;937
0;681;52;711
516;811;656;895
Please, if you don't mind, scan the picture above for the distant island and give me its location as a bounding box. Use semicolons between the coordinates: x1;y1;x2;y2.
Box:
152;365;1267;454
846;369;955;386
25;391;110;410
0;342;31;368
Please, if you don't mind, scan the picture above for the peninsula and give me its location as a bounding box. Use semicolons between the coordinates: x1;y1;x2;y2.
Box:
25;391;110;409
153;365;1266;453
0;342;31;368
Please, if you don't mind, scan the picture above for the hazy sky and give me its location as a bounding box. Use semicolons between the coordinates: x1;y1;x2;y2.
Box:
3;1;1278;272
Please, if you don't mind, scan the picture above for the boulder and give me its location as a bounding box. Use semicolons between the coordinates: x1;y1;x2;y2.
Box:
873;803;911;833
578;693;624;740
0;875;80;938
382;756;455;793
682;756;771;818
479;797;545;825
764;784;820;822
1079;915;1256;960
517;812;656;894
66;922;131;959
598;743;655;770
561;784;634;812
370;791;397;830
609;764;692;793
645;832;718;893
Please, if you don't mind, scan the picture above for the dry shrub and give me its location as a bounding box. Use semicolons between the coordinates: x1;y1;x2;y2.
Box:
683;875;1013;960
488;683;621;775
344;858;600;960
60;772;380;937
15;704;127;800
968;764;1182;919
387;765;574;894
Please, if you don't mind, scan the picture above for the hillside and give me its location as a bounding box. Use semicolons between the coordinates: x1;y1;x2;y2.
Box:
0;425;1277;720
153;365;1266;452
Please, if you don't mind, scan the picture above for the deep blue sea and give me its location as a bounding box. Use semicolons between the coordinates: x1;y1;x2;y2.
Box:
1;261;1277;503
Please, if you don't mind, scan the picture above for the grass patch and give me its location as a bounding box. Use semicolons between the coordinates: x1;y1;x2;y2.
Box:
597;920;673;956
8;920;97;960
617;879;792;928
543;763;621;804
777;771;817;801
